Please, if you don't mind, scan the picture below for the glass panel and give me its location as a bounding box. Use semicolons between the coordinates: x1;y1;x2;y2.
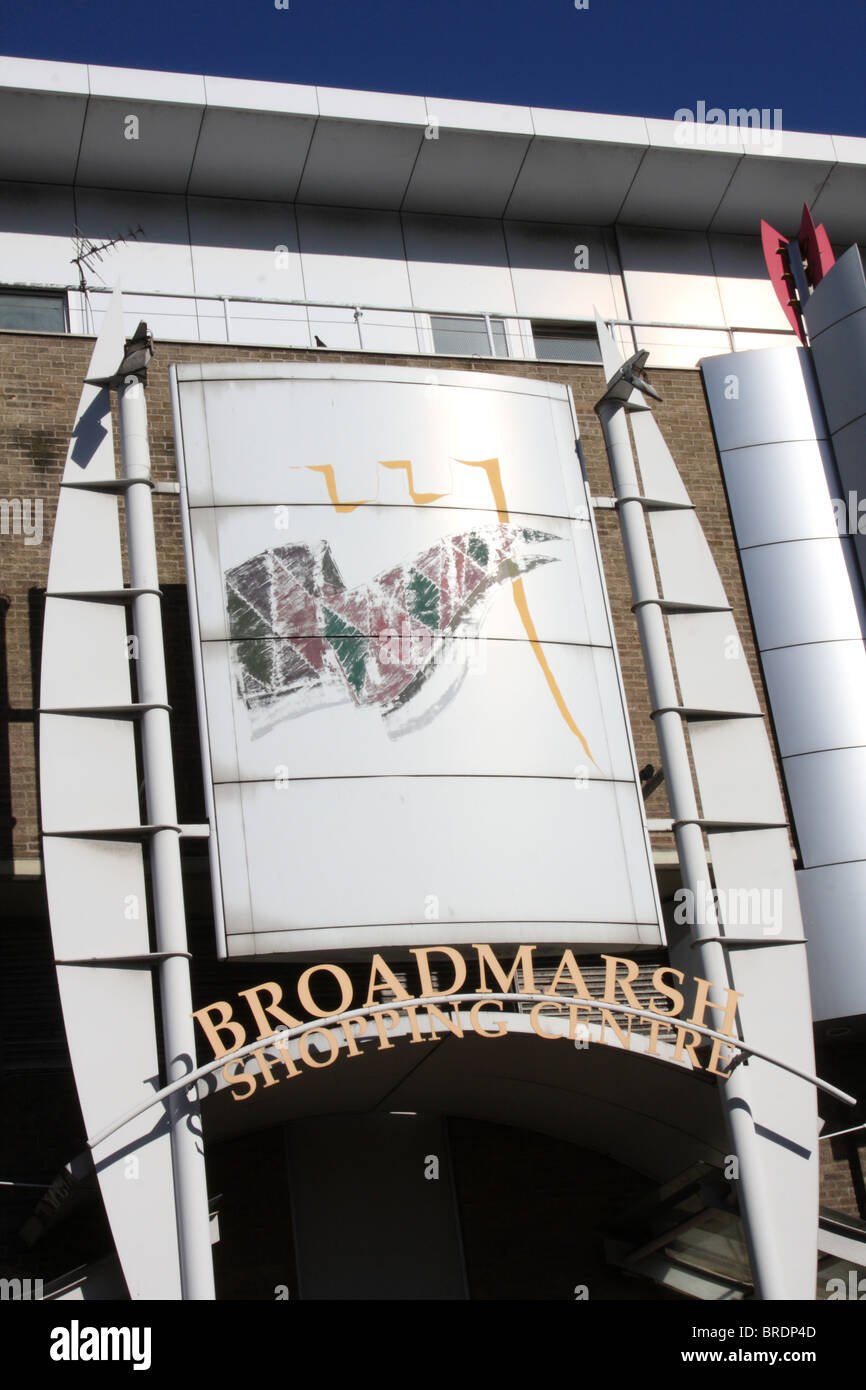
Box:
816;1254;866;1300
0;292;67;333
664;1208;752;1287
431;314;509;358
532;322;601;363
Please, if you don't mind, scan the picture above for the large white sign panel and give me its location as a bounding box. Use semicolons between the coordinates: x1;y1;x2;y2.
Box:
172;364;662;957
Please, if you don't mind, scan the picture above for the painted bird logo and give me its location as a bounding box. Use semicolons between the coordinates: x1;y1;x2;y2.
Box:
226;522;560;738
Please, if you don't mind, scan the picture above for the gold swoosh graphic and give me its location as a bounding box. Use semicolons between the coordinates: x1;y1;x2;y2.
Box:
377;459;447;505
305;464;372;513
455;456;595;763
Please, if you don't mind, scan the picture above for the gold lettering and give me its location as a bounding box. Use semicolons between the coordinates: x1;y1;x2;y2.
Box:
365;954;412;1006
425;1003;464;1039
546;949;594;1000
567;1002;594;1039
649;966;685;1018
237;982;302;1040
338;1017;369;1058
689;978;742;1038
403;1005;431;1045
601;955;642;1009
373;1008;402;1050
252;1047;280;1087
530;1002;565;1039
473;943;536;994
410;947;467;998
276;1042;301;1078
673;1026;704;1067
647;1017;676;1056
299;1027;339;1069
707;1038;737;1077
469;1000;507;1037
193;1000;247;1059
598;1008;633;1049
297;963;353;1017
222;1059;256;1101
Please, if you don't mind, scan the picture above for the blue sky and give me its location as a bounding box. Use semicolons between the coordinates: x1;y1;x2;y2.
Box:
1;0;865;137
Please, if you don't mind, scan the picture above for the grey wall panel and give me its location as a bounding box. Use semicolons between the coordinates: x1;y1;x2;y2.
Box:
701;346;828;451
702;337;866;1022
740;539;866;649
827;413;866;589
760;641;866;757
803;243;866;339
782;747;866;869
808;309;866;436
719;440;840;548
805;247;866;605
797;862;866;1021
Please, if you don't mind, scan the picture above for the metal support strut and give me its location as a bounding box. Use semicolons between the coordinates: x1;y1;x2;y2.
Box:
116;349;215;1301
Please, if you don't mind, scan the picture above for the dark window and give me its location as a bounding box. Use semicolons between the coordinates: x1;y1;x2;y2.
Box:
430;314;509;357
0;290;67;333
532;321;601;363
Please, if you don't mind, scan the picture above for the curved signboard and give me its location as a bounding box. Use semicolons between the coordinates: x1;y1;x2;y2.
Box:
171;364;662;959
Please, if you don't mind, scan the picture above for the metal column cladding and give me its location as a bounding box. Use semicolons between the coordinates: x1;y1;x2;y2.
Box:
171;363;662;958
596;318;817;1301
39;293;185;1299
702;330;866;1025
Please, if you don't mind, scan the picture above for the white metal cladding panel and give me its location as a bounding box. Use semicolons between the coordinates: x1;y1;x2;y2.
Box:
187;197;305;300
40;291;182;1298
649;510;729;608
174;364;661;955
504;221;620;321
707;828;802;939
72;188;196;296
401;214;516;314
176;368;585;516
200;639;637;784
296;205;415;305
617;228;725;326
213;779;659;951
667;612;761;714
688;719;784;824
